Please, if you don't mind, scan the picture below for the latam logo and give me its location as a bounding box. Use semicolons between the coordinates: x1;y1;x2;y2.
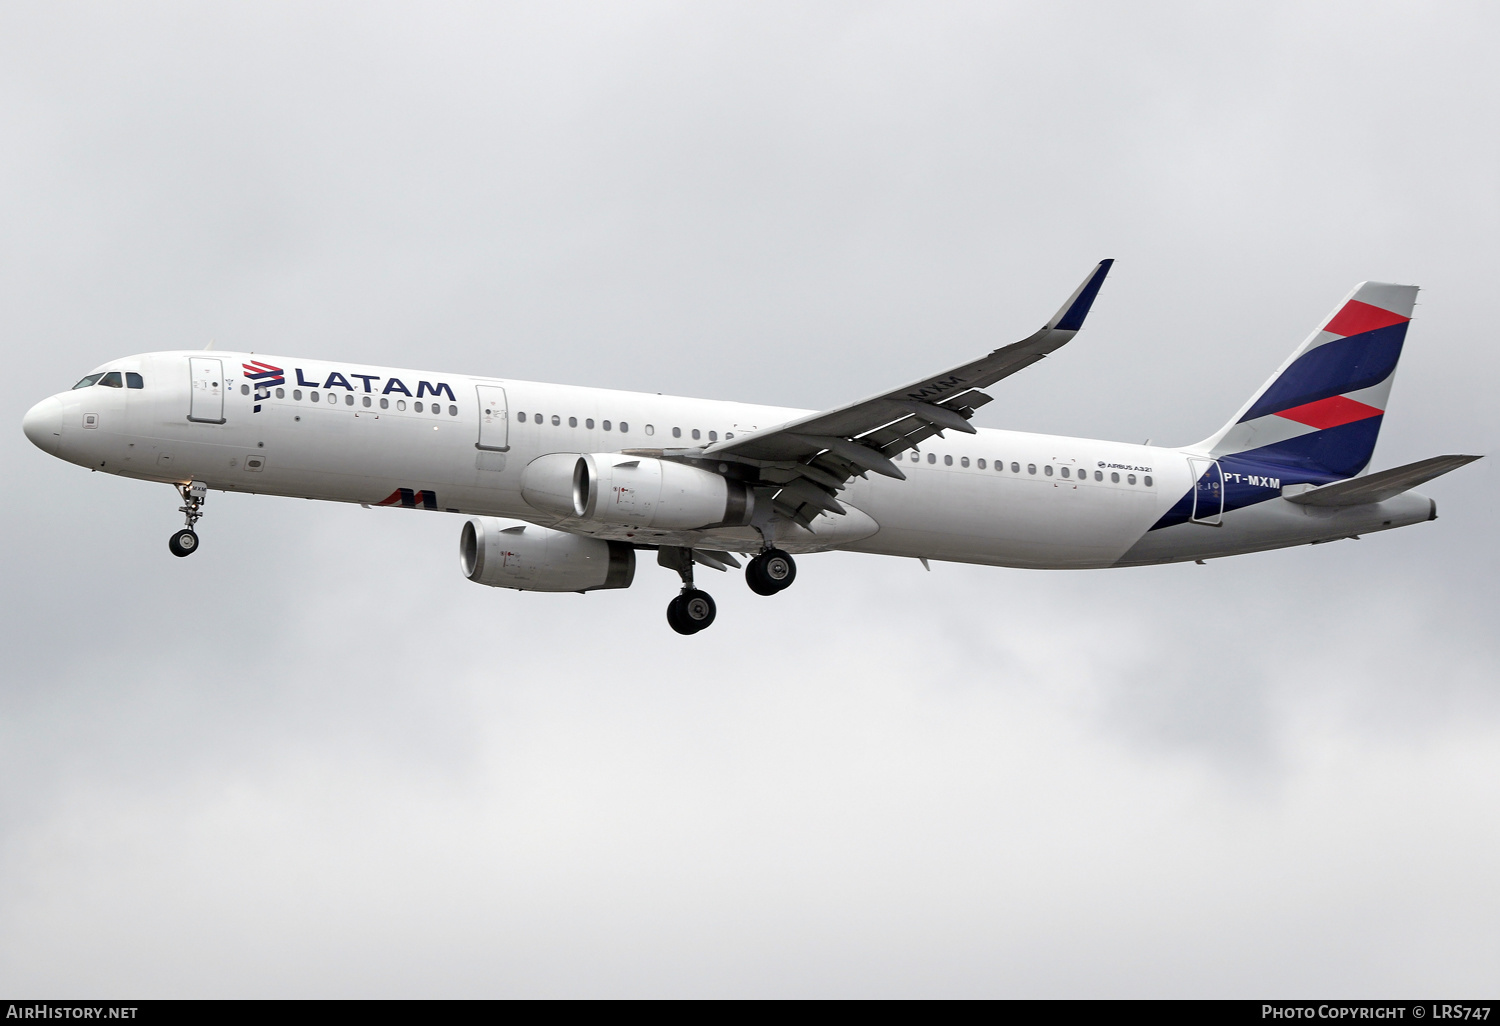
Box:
377;488;439;510
293;368;455;401
242;361;285;413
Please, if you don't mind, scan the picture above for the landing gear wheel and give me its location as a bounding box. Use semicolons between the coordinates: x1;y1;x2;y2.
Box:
667;589;717;635
168;529;200;557
746;549;796;595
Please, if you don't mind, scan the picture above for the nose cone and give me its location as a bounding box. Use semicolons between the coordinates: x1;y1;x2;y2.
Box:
22;396;64;455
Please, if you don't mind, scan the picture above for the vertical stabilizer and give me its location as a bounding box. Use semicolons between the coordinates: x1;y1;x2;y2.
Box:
1196;281;1418;479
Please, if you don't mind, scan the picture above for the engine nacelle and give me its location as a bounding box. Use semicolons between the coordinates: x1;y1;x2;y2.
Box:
521;453;754;530
460;517;635;593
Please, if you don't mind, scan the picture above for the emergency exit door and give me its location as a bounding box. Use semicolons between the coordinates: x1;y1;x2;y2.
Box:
188;357;225;424
475;384;509;451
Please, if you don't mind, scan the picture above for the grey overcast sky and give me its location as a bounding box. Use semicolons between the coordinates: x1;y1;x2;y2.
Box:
2;1;1497;998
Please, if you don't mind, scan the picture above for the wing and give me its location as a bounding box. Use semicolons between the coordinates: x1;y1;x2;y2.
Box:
694;259;1115;527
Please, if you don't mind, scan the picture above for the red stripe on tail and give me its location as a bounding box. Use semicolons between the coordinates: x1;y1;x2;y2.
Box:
1323;300;1409;338
1273;395;1384;430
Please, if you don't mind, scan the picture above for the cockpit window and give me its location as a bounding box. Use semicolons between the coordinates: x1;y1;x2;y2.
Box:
72;373;104;389
99;371;123;387
126;372;144;389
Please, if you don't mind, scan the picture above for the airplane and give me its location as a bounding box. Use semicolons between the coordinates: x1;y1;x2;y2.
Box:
21;260;1481;634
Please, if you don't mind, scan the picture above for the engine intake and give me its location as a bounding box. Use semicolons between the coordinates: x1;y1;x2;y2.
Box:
460;517;635;593
521;453;754;530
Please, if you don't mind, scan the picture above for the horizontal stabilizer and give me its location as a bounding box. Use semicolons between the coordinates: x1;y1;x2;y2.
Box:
1282;454;1482;507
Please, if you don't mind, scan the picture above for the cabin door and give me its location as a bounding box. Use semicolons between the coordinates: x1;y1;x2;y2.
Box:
1188;457;1224;525
187;357;225;424
476;385;509;451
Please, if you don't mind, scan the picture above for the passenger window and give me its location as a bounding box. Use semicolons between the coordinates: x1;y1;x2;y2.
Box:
449;405;457;416
1111;472;1119;483
274;387;284;398
517;411;526;422
240;384;249;394
72;373;104;389
944;455;953;466
532;412;542;423
673;427;682;438
708;430;717;441
346;394;355;406
380;398;388;409
1127;474;1137;485
311;391;320;402
362;396;371;407
603;420;612;431
100;372;123;388
1011;462;1020;473
1094;470;1102;481
127;372;144;389
416;401;425;412
328;393;337;404
1028;464;1037;475
620;422;629;433
725;433;733;439
1144;475;1153;487
691;429;701;440
586;418;595;429
960;457;970;468
294;389;303;401
551;415;560;426
645;424;654;436
1044;465;1053;476
927;453;936;464
397;400;407;411
1060;467;1070;478
977;459;986;469
569;417;578;427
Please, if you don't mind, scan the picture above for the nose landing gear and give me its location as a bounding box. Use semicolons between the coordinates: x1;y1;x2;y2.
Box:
746;548;796;595
169;481;207;558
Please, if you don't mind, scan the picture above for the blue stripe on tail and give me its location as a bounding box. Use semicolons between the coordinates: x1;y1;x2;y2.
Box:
1241;323;1407;421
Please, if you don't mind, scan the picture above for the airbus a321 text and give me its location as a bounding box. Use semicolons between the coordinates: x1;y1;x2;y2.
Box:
22;261;1480;634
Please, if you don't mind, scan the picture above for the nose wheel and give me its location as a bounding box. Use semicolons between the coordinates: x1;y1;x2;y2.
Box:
746;548;796;595
170;481;207;557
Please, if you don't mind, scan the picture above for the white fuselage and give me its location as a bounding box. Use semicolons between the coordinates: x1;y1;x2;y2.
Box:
26;350;1435;568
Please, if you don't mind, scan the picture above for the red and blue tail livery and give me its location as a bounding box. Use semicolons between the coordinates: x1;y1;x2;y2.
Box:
1151;283;1418;532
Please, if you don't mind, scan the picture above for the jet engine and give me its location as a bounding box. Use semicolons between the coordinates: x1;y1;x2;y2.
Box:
460;517;635;593
521;453;754;530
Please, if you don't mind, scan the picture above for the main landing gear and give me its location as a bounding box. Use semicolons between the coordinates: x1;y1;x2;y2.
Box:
658;547;717;635
745;548;796;596
657;543;797;635
667;589;717;635
169;481;207;558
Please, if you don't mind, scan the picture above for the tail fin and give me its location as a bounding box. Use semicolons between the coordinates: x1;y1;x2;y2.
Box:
1197;281;1418;481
